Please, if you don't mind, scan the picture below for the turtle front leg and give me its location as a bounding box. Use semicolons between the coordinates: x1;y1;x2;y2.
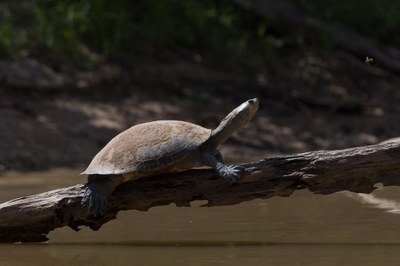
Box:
202;152;244;182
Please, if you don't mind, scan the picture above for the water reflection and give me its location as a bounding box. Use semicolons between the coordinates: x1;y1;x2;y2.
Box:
345;191;400;214
2;168;400;265
2;242;400;266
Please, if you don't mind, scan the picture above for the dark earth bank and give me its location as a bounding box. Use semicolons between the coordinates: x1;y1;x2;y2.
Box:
1;51;399;173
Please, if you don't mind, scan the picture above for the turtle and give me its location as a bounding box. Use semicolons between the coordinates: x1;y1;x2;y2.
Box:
81;98;259;215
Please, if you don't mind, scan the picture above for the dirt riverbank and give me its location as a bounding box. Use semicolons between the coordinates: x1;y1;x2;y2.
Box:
1;52;399;172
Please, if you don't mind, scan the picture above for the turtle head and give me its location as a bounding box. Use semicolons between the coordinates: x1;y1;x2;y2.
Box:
204;98;259;149
230;98;259;125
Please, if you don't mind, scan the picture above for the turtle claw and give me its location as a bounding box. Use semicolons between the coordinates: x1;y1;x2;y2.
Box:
202;152;245;182
218;165;244;182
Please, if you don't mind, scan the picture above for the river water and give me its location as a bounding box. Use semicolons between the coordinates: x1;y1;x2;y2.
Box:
2;168;400;265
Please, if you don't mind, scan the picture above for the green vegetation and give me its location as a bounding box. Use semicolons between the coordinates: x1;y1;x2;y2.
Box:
0;0;399;65
0;0;279;65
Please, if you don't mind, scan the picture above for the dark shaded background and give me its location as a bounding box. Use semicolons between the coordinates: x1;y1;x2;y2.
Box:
0;0;399;171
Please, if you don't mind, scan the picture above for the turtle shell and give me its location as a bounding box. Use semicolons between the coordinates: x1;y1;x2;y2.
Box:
82;120;211;175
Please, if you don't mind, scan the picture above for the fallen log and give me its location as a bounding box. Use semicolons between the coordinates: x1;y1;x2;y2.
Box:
1;141;400;242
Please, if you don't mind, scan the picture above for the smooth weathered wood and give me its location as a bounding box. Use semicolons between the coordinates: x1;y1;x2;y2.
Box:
1;142;400;242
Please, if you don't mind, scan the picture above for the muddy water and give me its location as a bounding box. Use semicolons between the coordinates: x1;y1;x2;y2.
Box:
2;168;400;265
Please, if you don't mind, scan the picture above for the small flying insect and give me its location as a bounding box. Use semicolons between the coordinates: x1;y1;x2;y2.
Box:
365;56;374;65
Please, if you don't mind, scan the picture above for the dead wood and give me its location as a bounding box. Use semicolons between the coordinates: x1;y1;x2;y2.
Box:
1;141;400;242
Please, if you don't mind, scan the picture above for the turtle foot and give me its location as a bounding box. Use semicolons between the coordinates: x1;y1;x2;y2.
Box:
81;183;109;216
202;152;244;182
217;165;244;182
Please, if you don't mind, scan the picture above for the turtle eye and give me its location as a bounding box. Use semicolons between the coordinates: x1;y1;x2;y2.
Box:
248;98;258;105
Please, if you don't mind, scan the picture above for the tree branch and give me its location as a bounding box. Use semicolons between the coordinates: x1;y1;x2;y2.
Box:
1;142;400;242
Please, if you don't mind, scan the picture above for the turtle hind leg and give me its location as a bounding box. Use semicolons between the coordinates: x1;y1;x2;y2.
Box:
202;152;244;182
81;176;121;215
81;184;107;216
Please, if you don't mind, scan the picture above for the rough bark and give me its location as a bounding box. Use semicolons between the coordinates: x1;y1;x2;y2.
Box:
1;142;400;242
